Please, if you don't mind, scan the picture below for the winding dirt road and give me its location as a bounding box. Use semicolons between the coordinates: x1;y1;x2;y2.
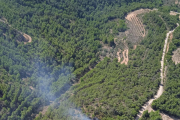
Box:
135;23;179;120
0;18;32;43
121;49;128;65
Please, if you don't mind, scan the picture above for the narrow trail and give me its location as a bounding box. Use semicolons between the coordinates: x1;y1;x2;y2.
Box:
135;23;179;120
0;18;32;43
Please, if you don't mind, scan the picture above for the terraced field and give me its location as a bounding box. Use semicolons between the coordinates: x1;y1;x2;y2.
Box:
125;9;151;41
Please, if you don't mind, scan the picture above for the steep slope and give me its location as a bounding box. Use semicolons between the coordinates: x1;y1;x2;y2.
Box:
136;23;179;120
38;11;174;120
152;24;180;119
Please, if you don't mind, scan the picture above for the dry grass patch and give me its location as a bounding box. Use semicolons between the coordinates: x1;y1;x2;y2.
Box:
172;48;180;64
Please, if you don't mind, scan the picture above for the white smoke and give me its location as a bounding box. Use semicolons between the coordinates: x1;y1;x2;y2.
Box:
68;108;91;120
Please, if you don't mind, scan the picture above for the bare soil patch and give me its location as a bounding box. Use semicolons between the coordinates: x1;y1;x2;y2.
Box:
23;33;32;44
115;9;151;65
133;45;137;50
161;113;179;120
117;49;121;62
29;86;35;90
175;0;179;5
121;49;128;65
170;11;180;20
0;17;7;23
125;9;151;41
172;48;180;64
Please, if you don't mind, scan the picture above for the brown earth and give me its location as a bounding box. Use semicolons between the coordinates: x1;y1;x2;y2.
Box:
170;11;180;20
121;49;128;65
0;17;8;24
29;86;35;90
117;49;121;62
125;9;151;38
175;0;179;4
23;33;32;44
172;48;180;64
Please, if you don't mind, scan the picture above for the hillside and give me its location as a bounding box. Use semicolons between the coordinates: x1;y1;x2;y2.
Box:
152;23;180;118
38;10;179;120
0;0;180;120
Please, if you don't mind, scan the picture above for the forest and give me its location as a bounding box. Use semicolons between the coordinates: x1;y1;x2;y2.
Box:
0;0;180;120
152;22;180;117
37;11;178;120
139;110;162;120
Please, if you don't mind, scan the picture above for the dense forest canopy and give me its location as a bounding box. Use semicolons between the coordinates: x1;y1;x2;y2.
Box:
38;11;179;120
0;0;180;120
152;24;180;118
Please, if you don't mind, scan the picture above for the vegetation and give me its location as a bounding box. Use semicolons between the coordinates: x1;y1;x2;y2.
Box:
152;25;180;118
140;110;162;120
0;0;179;119
38;11;177;120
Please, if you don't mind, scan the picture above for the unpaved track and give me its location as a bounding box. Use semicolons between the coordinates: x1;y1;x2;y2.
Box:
166;33;173;53
135;24;179;120
121;49;128;65
23;33;32;44
0;18;32;43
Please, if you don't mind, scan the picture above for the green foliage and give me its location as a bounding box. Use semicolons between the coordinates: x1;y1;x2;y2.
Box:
160;12;179;30
152;25;180;117
140;110;162;120
0;0;173;119
40;11;170;120
0;16;73;119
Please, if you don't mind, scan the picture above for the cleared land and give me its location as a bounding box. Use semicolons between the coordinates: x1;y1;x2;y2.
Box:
125;9;151;39
121;49;128;65
23;33;32;44
170;11;180;19
116;9;151;65
172;48;180;64
116;49;121;62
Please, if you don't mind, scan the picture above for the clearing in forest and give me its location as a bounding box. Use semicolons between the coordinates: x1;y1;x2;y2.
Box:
116;9;151;65
170;11;180;19
172;48;180;64
175;0;180;5
116;49;121;62
120;49;128;65
125;9;151;41
23;33;32;44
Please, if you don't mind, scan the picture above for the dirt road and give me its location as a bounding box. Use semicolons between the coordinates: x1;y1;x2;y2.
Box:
135;23;179;120
121;49;128;65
